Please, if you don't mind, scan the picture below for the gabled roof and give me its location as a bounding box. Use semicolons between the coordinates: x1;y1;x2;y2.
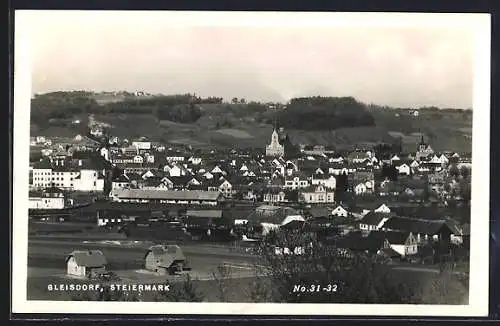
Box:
359;212;391;226
111;189;221;201
125;172;143;181
112;174;130;183
185;210;223;218
381;216;461;235
66;250;107;267
367;230;411;245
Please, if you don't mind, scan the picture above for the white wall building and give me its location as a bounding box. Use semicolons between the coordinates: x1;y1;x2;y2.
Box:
311;175;337;189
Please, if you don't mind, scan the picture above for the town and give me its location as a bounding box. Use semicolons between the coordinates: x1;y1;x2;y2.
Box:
27;106;472;303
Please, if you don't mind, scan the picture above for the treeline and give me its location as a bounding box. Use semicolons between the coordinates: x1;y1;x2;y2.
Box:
277;96;375;131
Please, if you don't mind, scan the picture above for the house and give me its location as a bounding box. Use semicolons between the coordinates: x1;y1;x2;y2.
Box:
397;163;412;175
144;245;186;275
100;147;110;161
331;204;349;217
311;174;337;190
28;187;67;209
90;127;103;137
358;212;391;232
374;203;391;214
347;151;368;164
66;250;107;278
367;231;418;257
299;185;335;204
132;140;152;151
380;216;462;251
350;171;375;195
263;188;287;203
284;172;310;190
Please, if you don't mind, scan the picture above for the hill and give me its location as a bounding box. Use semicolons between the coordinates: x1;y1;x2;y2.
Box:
29;92;472;153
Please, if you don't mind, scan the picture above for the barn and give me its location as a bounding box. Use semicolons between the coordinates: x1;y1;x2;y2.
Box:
144;245;188;275
66;250;107;278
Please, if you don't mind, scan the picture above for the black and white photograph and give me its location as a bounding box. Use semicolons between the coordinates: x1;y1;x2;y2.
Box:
12;11;491;316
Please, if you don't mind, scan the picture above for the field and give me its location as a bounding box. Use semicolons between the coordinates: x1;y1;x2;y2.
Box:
26;233;469;304
30;102;473;152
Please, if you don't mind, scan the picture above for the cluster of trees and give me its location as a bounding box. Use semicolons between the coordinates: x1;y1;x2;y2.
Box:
30;92;101;125
277;96;376;131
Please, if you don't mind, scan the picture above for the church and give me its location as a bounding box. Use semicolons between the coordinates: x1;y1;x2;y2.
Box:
415;135;434;161
266;128;285;157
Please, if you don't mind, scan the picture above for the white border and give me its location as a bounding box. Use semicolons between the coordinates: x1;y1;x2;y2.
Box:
12;11;491;316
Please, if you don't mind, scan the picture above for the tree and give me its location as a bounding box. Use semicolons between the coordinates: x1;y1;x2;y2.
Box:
155;275;204;302
240;98;246;104
449;165;460;179
460;166;471;179
231;97;239;104
245;230;423;303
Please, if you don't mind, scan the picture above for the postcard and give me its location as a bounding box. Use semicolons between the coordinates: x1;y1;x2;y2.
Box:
12;10;491;316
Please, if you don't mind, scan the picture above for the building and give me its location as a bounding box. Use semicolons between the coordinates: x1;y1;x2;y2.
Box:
28;187;67;209
358;212;391;232
144;245;187;275
415;135;435;161
263;189;287;203
311;174;337;189
109;188;222;206
265;128;285;157
331;204;349;217
31;158;106;192
299;185;335;204
367;231;418;257
65;250;107;278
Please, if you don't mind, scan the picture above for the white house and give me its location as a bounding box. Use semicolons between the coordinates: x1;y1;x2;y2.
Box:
66;250;107;278
397;163;412;175
284;175;310;190
331;205;349;217
358;212;391;232
354;180;375;195
132;141;151;151
133;155;144;164
300;185;335;204
29;189;66;209
100;147;110;161
169;164;188;177
73;169;105;192
374;203;391;214
311;175;337;190
188;157;203;165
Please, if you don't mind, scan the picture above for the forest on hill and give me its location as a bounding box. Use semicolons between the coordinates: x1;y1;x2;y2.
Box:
30;92;376;131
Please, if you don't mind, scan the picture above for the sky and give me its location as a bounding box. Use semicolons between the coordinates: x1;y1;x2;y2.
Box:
19;11;479;108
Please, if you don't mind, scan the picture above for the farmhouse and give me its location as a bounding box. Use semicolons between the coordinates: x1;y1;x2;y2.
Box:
144;245;187;275
66;250;107;278
358;212;391;232
367;231;418;258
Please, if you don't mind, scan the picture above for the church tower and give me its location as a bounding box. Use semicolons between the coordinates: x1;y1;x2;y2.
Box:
265;118;285;157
